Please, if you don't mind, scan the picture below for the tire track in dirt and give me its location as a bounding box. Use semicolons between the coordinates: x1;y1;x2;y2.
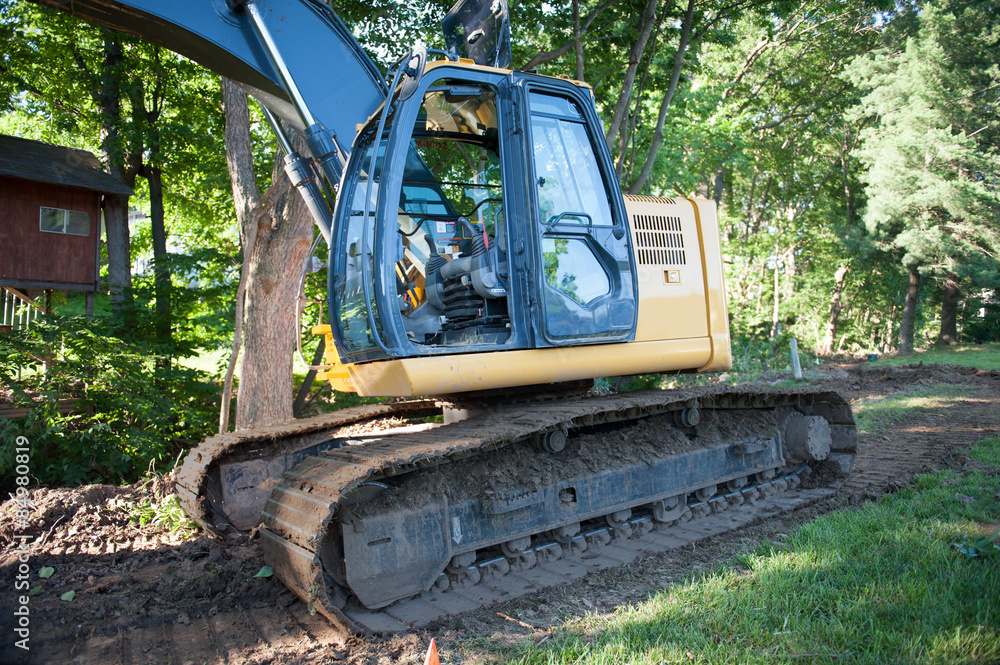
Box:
843;398;1000;501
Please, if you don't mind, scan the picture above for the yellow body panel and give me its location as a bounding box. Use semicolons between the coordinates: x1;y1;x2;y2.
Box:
623;195;731;373
625;195;710;342
346;338;712;397
316;196;731;397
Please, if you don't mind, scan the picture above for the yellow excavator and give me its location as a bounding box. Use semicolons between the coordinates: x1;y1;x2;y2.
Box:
32;0;856;633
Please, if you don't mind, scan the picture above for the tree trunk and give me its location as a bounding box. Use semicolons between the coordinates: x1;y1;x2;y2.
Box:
711;162;725;205
219;78;314;431
136;48;170;349
840;132;856;223
899;266;920;354
95;34;135;311
236;167;313;430
572;0;585;81
627;0;695;194
102;192;133;308
145;165;172;350
221;79;262;250
220;78;262;432
770;247;781;338
293;337;326;418
821;264;849;355
782;244;796;297
938;275;960;346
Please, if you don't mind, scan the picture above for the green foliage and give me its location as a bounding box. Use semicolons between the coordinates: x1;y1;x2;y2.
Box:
731;333;814;379
872;342;1000;370
955;528;1000;560
594;375;662;393
846;1;1000;274
130;248;241;356
694;1;900;356
126;493;199;536
844;0;1000;346
0;315;219;489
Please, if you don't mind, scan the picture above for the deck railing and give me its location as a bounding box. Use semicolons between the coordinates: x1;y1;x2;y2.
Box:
1;287;45;331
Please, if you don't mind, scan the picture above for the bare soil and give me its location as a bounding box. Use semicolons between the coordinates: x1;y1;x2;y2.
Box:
357;409;775;517
2;363;999;665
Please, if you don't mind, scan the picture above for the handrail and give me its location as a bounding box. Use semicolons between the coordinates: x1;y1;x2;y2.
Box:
1;288;45;330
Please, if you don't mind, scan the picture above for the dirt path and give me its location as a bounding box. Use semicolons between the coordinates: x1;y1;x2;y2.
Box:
2;363;998;665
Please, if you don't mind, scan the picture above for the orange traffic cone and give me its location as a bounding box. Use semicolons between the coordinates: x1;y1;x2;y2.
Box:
424;638;440;665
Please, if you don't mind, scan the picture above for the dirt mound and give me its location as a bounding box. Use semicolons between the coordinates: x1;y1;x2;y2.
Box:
0;479;301;665
2;484;137;551
811;362;999;396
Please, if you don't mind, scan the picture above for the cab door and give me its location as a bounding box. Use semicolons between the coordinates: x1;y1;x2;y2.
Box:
523;85;637;345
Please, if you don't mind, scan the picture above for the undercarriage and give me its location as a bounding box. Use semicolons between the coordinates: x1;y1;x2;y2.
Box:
175;385;855;634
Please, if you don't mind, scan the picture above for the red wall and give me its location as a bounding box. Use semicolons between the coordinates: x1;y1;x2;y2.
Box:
0;174;100;289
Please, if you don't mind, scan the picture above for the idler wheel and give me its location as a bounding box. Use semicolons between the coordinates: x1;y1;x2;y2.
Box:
674;407;700;428
540;429;567;453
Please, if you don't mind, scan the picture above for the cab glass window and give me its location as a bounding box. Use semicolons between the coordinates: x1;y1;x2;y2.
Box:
529;92;614;228
543;236;610;306
391;79;510;347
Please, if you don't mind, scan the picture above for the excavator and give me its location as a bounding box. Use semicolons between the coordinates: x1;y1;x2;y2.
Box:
30;0;857;633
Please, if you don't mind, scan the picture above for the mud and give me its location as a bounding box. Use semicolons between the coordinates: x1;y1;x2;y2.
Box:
355;409;777;518
1;362;998;664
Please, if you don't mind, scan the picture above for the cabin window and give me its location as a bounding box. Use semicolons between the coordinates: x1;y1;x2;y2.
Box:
40;207;89;236
391;79;510;347
542;236;610;306
528;93;615;229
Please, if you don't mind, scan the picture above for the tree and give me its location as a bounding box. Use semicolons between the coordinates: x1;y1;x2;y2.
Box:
0;4;142;312
1;2;205;321
846;0;1000;350
219;81;314;431
695;0;891;351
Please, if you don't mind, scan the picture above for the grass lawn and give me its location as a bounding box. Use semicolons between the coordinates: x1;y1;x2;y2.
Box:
872;342;1000;371
851;384;988;438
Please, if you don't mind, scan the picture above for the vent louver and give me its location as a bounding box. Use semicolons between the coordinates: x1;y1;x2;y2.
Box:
626;194;678;204
631;215;686;266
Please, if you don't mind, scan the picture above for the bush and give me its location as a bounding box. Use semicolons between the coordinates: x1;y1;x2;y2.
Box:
0;315;218;489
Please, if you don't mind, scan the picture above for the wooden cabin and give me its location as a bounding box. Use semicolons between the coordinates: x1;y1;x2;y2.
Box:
0;135;132;326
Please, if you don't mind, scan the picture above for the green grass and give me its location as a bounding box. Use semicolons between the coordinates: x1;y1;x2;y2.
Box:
872;342;1000;371
480;437;1000;665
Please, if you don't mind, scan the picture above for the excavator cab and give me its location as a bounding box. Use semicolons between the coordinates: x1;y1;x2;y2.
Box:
329;65;638;366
